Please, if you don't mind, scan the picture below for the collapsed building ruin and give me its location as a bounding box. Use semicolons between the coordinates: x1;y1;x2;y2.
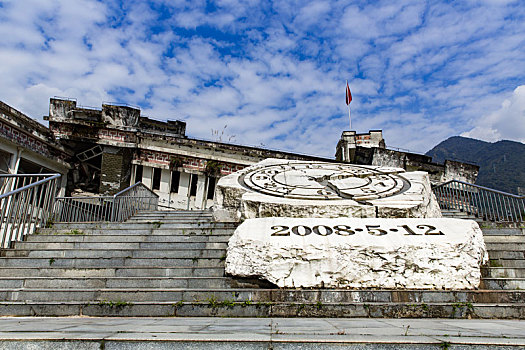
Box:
1;97;479;210
44;98;332;209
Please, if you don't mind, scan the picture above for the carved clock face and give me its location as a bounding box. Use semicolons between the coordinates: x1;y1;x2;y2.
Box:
239;162;410;201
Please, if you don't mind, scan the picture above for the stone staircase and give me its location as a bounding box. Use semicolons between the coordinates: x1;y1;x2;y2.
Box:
0;210;524;318
441;209;483;222
482;234;525;290
443;209;525;290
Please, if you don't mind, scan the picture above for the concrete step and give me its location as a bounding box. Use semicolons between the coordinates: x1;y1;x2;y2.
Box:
441;213;478;218
484;235;525;243
483;228;525;236
0;300;524;318
0;277;263;289
130;211;213;216
1;288;524;303
441;211;479;218
486;242;525;250
47;222;237;230
133;210;212;216
25;234;232;243
2;248;226;259
125;218;215;224
0;266;226;277
487;251;525;259
482;267;525;278
481;278;525;290
0;257;225;267
130;214;214;219
489;259;525;268
11;241;228;250
35;228;235;235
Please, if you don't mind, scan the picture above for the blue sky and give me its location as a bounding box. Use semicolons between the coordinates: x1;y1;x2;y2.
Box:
1;0;524;158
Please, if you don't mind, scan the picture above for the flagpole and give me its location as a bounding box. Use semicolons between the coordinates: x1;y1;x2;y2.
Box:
348;105;351;130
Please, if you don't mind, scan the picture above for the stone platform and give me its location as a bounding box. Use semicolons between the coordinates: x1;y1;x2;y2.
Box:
0;317;524;349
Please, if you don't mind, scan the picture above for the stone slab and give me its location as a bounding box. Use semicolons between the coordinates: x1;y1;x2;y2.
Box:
226;217;488;289
0;317;525;349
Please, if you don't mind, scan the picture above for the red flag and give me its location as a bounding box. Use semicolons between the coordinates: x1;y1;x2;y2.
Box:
346;81;352;105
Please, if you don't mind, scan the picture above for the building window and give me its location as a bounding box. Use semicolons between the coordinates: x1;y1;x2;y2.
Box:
152;168;161;190
171;170;180;193
206;177;216;200
135;165;143;183
189;174;198;197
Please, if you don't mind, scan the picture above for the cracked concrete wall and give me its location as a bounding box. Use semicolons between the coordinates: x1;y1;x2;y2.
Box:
102;104;139;127
99;147;133;194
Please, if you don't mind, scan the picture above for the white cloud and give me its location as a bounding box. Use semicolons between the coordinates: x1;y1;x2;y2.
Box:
0;0;524;158
462;85;525;143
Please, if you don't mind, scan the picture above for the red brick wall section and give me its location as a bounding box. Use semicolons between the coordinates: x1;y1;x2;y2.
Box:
98;129;135;142
136;149;246;175
0;119;51;157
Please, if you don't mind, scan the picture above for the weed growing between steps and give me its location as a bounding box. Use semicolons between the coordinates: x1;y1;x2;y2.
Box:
148;221;162;229
61;229;85;235
451;302;475;318
489;260;504;267
97;300;133;308
206;296;235;309
439;341;451;350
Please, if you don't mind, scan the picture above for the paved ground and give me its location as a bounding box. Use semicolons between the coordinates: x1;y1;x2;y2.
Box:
0;317;525;349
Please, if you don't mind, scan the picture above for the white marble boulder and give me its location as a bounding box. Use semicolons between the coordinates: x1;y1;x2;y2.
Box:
225;218;488;289
213;158;442;222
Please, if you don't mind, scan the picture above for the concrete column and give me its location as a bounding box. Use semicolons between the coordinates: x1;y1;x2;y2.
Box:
178;172;190;198
8;148;22;174
58;174;67;197
156;169;171;208
195;174;206;209
142;166;152;188
160;169;170;193
130;164;136;184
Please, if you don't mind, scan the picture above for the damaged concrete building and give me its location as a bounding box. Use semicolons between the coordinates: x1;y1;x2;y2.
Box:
1;97;479;210
45;98;332;210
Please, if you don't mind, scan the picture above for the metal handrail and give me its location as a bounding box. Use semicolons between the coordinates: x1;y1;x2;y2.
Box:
111;182;159;222
53;182;158;223
433;180;525;223
114;181;159;198
0;174;61;248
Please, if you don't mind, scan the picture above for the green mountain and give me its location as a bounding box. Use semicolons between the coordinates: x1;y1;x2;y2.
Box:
426;136;525;195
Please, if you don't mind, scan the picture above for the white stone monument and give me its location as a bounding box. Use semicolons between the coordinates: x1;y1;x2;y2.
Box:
213;159;442;221
226;217;488;289
215;159;487;289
